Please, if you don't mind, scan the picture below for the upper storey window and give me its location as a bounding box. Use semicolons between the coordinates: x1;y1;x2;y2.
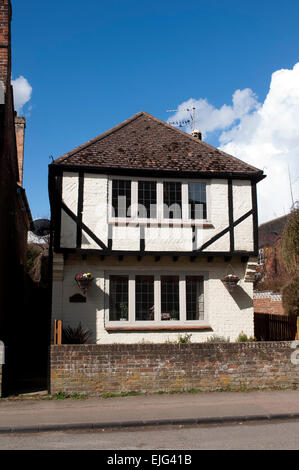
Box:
138;181;157;219
109;178;208;222
163;182;182;219
188;182;207;220
112;180;131;218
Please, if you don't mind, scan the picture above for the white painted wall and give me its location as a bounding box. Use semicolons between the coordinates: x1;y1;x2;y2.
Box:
59;174;255;253
51;254;254;344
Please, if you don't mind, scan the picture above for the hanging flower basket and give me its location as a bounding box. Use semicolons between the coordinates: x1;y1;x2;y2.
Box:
222;274;240;292
75;273;93;295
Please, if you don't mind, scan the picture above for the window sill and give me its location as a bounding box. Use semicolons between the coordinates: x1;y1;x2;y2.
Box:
105;325;213;332
108;221;214;228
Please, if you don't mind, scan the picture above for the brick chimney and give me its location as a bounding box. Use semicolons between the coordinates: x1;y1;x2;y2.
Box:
15;115;26;186
192;129;202;140
0;1;12;94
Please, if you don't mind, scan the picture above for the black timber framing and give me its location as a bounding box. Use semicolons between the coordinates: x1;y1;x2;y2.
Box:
76;172;84;248
48;164;261;258
61;202;108;250
49;162;266;183
228;178;234;252
251;180;259;254
54;248;257;257
195;209;253;253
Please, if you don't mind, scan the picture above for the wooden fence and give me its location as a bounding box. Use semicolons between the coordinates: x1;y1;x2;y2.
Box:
254;313;297;341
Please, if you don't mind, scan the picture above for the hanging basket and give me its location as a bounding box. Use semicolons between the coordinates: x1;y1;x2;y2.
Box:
222;274;240;292
75;273;93;295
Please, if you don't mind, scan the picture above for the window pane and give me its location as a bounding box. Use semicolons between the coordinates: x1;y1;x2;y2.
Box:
188;182;207;219
186;276;204;320
109;275;129;321
112;180;131;218
163;182;182;219
138;181;157;219
135;275;154;321
161;275;180;320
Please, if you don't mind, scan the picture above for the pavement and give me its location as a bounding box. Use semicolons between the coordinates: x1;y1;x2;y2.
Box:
1;389;299;434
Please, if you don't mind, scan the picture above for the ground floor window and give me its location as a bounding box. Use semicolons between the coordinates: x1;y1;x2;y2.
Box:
135;275;155;321
107;272;205;324
161;276;180;320
109;275;129;321
186;276;204;320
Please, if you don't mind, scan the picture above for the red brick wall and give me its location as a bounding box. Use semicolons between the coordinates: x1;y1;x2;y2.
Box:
0;0;11;90
254;297;285;315
50;343;299;396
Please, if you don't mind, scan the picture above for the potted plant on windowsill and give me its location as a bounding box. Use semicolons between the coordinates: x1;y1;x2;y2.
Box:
119;303;128;321
161;313;171;321
75;272;93;295
170;311;179;321
222;274;240;292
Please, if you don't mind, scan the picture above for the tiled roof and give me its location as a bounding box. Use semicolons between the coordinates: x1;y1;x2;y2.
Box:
53;112;264;177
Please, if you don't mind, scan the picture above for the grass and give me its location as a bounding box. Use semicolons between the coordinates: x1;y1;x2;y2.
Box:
101;391;143;399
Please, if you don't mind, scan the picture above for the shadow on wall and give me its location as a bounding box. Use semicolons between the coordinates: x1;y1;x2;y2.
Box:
230;285;253;310
65;279;110;344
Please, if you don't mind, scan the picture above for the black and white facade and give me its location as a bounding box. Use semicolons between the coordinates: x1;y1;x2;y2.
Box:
49;112;265;343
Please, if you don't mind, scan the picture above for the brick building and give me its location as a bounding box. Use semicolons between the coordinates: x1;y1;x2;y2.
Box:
0;0;32;395
253;214;290;315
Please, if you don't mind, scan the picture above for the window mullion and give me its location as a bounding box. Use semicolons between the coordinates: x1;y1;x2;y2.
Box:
131;181;138;219
154;274;161;322
179;275;186;321
129;274;135;323
182;183;188;221
157;182;163;222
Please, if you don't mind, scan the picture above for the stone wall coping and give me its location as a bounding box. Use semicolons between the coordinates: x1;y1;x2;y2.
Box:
50;341;294;352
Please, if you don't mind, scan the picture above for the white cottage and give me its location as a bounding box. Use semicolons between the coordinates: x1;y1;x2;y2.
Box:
48;112;265;343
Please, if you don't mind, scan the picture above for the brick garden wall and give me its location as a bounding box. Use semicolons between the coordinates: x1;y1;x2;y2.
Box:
50;343;299;396
254;292;285;315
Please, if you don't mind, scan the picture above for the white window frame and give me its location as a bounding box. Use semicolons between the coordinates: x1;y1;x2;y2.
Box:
108;176;211;225
104;269;209;327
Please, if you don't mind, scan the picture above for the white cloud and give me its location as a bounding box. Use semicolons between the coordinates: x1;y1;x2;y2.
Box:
168;64;299;223
12;76;32;113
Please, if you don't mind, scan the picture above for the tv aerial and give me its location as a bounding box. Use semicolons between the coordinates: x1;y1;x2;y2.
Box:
166;107;197;131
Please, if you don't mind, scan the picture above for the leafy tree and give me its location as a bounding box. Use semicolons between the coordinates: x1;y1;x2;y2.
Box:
280;208;299;317
280;208;299;275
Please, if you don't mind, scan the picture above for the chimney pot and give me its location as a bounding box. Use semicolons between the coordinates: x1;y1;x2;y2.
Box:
192;129;202;140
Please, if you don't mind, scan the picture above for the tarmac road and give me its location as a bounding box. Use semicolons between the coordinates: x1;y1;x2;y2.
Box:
1;420;299;450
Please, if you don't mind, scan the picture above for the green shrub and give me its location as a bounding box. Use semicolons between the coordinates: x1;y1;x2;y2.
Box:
236;331;256;342
282;277;299;317
177;333;192;343
206;334;230;343
280;208;299;275
62;322;93;344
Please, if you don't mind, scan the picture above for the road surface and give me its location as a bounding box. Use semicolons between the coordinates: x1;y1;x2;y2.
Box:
1;420;299;450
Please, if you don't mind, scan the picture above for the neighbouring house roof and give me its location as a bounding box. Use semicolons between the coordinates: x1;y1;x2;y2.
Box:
258;214;290;248
52;112;264;179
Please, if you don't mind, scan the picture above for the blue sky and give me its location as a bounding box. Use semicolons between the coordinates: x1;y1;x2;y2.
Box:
11;0;299;222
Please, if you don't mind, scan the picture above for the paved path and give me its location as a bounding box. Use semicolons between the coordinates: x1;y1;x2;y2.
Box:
1;389;299;433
